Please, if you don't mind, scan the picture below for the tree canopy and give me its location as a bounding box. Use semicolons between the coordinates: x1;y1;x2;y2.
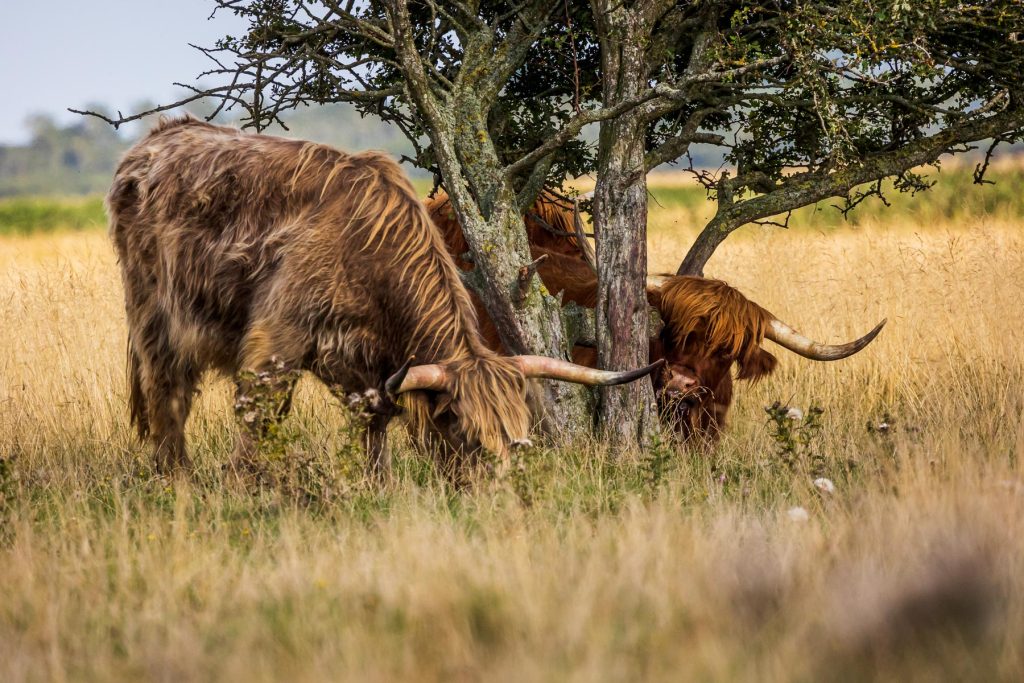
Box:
82;1;1024;265
77;0;1024;443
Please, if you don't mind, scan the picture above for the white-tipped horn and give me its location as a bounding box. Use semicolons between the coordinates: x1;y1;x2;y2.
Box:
516;356;665;385
388;363;450;393
390;355;666;393
766;318;887;361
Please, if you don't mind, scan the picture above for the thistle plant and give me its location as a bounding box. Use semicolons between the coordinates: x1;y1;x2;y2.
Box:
765;401;826;473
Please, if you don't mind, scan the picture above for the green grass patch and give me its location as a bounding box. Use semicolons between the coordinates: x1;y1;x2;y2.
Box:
0;196;107;235
648;167;1024;230
3;167;1023;238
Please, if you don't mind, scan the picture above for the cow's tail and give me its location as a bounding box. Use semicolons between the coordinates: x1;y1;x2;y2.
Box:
127;340;150;441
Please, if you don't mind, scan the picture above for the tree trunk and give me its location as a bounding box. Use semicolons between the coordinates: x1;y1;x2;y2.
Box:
592;5;658;449
435;105;594;436
387;5;592;436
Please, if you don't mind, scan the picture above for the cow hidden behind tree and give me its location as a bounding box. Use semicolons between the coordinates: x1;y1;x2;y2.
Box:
78;0;1024;449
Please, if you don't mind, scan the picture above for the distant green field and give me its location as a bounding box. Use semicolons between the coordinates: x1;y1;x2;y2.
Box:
0;196;107;236
1;168;1021;236
648;168;1024;229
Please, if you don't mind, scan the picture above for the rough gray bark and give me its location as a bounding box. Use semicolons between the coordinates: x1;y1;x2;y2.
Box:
590;1;661;448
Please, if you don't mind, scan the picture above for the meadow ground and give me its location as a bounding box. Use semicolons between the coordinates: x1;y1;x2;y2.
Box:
1;171;1023;681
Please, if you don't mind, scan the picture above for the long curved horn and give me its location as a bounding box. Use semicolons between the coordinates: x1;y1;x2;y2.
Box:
516;356;665;385
388;363;450;393
766;318;887;361
385;355;416;395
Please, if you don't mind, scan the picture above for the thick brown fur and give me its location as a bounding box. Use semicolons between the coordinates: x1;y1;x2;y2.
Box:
109;115;529;476
429;194;780;442
649;277;778;381
426;191;589;272
647;277;779;441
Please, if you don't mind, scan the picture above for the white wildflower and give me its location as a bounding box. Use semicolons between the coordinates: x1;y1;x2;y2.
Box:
787;506;809;522
785;407;804;421
243;410;258;424
813;477;835;495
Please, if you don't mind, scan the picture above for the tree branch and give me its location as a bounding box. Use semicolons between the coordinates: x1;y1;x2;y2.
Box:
677;104;1024;276
503;90;662;178
505;54;787;180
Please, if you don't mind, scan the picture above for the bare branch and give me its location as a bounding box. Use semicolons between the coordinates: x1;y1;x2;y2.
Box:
572;200;598;274
503;90;662;178
678;104;1024;276
515;253;549;305
644;105;724;170
69;84;252;129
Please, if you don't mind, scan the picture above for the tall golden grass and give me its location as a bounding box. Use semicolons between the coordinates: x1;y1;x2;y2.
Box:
1;175;1023;681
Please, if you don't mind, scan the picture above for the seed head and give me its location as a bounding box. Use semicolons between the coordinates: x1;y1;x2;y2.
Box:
813;477;836;495
787;506;810;522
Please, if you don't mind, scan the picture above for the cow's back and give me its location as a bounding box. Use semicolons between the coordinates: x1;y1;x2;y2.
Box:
108;118;306;371
109;116;483;381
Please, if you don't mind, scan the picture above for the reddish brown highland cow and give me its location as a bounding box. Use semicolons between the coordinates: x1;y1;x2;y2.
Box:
108;117;659;479
426;194;885;442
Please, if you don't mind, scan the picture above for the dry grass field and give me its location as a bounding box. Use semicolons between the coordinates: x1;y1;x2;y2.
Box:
1;172;1023;681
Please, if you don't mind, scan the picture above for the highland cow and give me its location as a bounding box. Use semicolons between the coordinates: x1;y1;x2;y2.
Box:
426;194;885;442
108;117;660;479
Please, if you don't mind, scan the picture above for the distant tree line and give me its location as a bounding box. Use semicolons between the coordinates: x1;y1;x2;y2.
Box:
0;113;126;197
0;102;439;197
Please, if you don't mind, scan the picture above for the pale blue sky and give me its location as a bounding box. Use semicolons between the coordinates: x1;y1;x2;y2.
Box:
0;0;246;143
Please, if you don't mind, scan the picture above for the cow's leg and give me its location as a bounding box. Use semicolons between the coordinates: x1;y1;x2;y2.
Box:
230;361;299;477
142;359;200;475
232;318;306;477
121;291;198;474
363;413;392;484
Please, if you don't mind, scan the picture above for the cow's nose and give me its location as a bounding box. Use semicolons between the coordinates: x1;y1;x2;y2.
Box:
666;375;698;395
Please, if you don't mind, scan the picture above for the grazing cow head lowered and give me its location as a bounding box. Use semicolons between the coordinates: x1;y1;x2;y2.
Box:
647;276;885;441
426;193;885;442
108;116;659;480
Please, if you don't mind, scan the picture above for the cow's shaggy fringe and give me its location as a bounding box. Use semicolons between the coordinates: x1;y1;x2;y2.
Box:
108;115;530;468
653;277;775;379
402;356;530;472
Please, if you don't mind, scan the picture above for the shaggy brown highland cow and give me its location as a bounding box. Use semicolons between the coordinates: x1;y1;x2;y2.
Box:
108;117;660;479
426;194;885;442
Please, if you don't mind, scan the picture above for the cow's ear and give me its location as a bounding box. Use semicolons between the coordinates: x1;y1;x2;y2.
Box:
736;347;777;381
